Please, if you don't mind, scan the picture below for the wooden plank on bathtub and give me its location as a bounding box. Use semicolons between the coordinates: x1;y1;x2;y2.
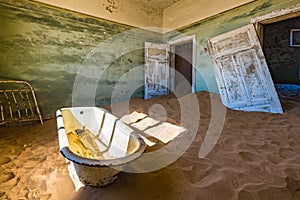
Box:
104;121;131;159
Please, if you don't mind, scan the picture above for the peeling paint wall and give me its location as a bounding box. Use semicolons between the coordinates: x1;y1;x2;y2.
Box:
1;0;299;116
164;0;300;94
163;0;256;32
0;0;161;116
32;0;166;32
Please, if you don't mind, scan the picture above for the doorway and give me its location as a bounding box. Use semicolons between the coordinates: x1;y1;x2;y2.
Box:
168;35;196;94
251;4;300;111
143;35;196;99
174;42;193;94
262;16;300;84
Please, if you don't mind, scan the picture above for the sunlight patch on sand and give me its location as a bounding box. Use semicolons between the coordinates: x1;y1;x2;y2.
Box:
121;111;187;144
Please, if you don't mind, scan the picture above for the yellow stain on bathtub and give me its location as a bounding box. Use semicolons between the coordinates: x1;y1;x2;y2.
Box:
67;131;105;160
67;130;140;160
62;108;141;161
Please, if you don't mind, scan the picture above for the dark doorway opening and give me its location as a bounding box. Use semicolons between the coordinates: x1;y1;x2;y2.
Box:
174;42;193;89
263;16;300;84
261;16;300;112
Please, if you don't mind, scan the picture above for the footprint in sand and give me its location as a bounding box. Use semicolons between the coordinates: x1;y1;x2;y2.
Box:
238;190;253;200
270;140;281;146
279;148;296;159
285;177;300;192
239;151;262;166
0;191;5;198
28;189;41;199
0;171;15;184
182;166;209;185
0;157;11;165
40;194;52;200
231;176;240;188
267;154;282;164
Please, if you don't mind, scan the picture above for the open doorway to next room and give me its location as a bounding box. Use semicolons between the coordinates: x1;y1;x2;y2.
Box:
173;41;193;95
260;14;300;112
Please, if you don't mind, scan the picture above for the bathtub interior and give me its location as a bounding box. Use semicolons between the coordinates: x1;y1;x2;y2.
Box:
59;107;140;160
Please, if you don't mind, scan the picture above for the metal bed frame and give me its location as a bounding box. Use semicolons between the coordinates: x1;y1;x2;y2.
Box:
0;80;43;125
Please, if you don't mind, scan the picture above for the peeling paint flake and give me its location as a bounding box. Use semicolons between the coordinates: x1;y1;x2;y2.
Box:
103;0;119;13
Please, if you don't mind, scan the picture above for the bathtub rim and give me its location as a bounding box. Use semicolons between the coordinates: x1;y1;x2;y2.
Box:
56;107;146;168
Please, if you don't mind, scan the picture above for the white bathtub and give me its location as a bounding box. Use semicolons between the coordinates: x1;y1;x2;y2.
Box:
56;107;146;187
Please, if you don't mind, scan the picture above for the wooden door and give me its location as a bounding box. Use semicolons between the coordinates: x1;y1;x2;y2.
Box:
208;24;283;113
144;42;170;99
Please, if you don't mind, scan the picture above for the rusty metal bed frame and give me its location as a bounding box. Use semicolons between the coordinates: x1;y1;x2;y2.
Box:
0;80;43;125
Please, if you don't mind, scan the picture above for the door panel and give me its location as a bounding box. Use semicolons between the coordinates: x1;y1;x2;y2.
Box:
213;31;252;56
236;50;269;102
144;42;170;99
216;55;246;106
208;24;283;113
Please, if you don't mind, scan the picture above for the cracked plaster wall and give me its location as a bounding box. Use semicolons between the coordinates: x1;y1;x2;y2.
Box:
163;0;256;32
31;0;259;33
32;0;165;32
0;0;161;116
1;0;299;117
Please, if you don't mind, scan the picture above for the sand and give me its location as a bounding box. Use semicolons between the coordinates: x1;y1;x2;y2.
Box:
0;91;300;200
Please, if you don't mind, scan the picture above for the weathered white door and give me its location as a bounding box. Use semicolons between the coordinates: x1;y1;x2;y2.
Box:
208;24;283;113
144;42;170;99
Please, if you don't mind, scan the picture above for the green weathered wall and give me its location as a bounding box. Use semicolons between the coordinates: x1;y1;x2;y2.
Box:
0;0;161;116
1;0;299;117
164;0;300;94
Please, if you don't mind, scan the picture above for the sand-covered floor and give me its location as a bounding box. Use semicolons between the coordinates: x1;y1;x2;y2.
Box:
0;91;300;200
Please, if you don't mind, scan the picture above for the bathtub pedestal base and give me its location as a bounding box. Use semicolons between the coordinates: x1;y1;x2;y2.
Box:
70;162;120;187
68;163;85;191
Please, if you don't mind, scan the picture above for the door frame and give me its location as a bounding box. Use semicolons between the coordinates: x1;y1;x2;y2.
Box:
251;3;300;45
168;35;197;93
